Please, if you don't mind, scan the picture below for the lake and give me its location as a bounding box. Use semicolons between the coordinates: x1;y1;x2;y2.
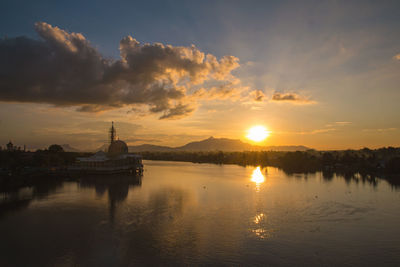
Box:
1;160;399;266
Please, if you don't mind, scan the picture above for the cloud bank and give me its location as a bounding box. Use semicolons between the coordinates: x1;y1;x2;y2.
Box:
0;22;243;119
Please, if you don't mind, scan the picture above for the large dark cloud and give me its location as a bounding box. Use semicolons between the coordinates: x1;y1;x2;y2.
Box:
0;22;241;119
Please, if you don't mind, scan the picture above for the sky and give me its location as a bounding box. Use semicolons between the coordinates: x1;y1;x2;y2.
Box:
0;0;399;150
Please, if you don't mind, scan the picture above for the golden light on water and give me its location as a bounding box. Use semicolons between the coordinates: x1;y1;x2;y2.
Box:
246;125;270;142
251;213;273;239
251;166;265;184
253;213;266;224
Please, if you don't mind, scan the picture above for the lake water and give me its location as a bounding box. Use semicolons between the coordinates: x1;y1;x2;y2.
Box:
1;160;400;266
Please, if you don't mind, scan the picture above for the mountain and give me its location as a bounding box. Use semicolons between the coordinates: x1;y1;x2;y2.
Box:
128;137;310;152
94;143;109;152
176;137;255;151
61;144;80;152
96;143;176;153
129;144;175;152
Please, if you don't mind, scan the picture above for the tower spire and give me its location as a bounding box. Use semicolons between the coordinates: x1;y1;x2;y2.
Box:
109;121;116;144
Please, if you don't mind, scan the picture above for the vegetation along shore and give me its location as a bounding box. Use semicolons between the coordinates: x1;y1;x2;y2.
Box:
1;145;399;190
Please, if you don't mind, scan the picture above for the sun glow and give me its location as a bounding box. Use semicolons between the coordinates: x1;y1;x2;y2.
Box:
246;125;270;142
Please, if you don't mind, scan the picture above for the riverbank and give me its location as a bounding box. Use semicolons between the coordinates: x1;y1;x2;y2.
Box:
138;149;400;186
1;148;400;191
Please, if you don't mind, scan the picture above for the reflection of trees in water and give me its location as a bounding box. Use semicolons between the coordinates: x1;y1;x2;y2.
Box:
0;177;64;218
325;171;387;188
281;169;397;188
0;197;31;219
32;178;64;199
0;174;143;266
0;174;143;221
278;149;400;188
141;150;400;188
79;175;142;223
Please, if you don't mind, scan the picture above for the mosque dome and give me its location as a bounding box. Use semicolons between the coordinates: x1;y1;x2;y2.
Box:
108;140;128;156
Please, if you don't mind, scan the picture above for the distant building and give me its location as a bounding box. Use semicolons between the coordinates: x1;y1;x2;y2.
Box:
68;122;143;175
108;121;129;156
6;141;14;151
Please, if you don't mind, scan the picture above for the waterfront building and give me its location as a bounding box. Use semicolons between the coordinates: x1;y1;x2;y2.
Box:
68;122;143;175
6;141;14;151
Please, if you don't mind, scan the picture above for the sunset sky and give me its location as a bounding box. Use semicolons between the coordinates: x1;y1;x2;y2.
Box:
1;0;399;150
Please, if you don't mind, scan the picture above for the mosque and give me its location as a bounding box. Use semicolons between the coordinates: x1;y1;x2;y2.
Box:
68;122;143;175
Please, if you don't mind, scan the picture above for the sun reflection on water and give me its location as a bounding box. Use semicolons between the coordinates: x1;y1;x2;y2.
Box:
254;213;265;224
251;167;265;192
251;213;274;239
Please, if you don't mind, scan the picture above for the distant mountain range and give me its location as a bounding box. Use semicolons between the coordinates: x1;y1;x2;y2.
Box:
65;137;310;153
127;137;310;152
61;144;80;152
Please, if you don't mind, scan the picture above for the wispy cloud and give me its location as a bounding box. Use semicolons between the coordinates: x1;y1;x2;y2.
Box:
325;121;352;127
270;92;315;104
297;128;336;135
250;90;266;102
362;128;397;132
124;138;160;143
192;81;245;101
277;128;336;135
335;121;352;125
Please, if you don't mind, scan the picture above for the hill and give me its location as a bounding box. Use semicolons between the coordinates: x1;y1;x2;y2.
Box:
127;137;310;152
129;144;175;152
61;144;80;152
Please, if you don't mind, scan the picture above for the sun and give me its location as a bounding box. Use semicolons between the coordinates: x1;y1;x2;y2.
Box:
246;125;270;142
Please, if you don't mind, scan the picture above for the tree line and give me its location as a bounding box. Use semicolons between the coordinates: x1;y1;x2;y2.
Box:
138;147;400;184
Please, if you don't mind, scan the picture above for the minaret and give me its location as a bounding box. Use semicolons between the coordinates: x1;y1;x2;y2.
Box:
109;121;116;144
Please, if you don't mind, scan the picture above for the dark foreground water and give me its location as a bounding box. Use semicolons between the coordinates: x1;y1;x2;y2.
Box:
1;160;399;266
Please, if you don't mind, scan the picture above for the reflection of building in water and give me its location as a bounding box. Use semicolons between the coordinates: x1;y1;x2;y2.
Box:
80;175;142;223
68;122;143;175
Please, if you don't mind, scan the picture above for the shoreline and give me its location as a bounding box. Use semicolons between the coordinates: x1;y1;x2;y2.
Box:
1;148;400;191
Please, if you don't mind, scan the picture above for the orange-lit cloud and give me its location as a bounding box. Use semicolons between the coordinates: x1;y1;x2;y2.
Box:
278;128;336;135
335;121;352;125
250;90;266;102
362;128;397;132
271;92;315;104
192;81;245;101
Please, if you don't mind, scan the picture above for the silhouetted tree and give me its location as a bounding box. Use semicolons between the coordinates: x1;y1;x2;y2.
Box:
48;144;64;153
